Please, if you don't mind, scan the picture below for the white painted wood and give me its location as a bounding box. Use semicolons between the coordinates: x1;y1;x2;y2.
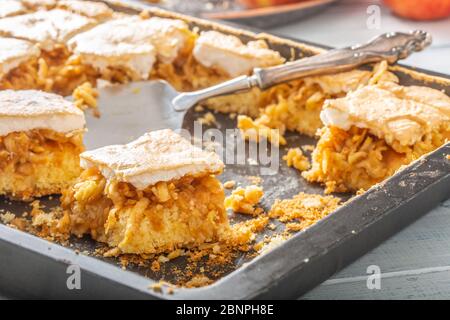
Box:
301;199;450;299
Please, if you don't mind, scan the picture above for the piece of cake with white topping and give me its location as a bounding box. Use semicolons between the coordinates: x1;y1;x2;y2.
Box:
56;0;114;20
225;185;264;215
303;81;450;193
193;30;284;78
62;129;229;254
207;60;398;140
68;16;193;82
0;37;40;89
0;90;85;200
0;0;27;18
0;9;97;52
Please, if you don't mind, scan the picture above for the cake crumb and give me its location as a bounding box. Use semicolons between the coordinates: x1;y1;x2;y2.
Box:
283;148;310;171
73;81;99;117
225;185;264;215
151;260;161;272
198;112;217;126
302;145;315;152
149;282;163;293
269;193;341;230
223;180;236;189
194;105;204;112
185;275;212;288
103;247;121;257
259;234;286;254
247;175;262;185
0;212;15;224
224;215;269;247
237;115;286;146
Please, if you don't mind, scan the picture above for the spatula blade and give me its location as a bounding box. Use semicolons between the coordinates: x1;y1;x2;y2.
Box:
84;80;183;149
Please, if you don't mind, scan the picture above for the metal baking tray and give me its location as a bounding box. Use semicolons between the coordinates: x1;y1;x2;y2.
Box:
0;1;449;299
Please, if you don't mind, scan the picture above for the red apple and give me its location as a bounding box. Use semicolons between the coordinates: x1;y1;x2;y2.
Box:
238;0;305;9
383;0;450;20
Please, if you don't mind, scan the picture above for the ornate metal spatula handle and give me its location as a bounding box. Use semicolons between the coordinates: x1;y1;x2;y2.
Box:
173;30;432;111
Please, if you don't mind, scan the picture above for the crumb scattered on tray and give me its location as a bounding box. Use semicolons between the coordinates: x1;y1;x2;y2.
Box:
194;105;204;112
225;185;264;215
185;275;212;288
149;281;163;293
283;148;310;171
223;180;236;189
131;87;141;94
237;115;286;146
198;112;217;126
73;81;99;117
269;192;341;229
247;175;262;185
0;212;15;224
258;234;287;254
302;145;315;152
223;215;270;248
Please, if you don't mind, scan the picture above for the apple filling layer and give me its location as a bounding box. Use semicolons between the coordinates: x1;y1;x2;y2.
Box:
303;126;448;193
304;81;450;193
0;129;84;200
63;167;229;254
234;61;398;139
62;129;228;254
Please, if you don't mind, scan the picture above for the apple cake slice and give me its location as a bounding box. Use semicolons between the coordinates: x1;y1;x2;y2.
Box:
62;129;230;254
68;16;194;83
0;90;85;200
0;37;40;90
153;29;284;93
0;9;99;94
303;81;450;193
236;61;399;142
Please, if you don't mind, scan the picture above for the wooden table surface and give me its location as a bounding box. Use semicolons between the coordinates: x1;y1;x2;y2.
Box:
269;0;450;299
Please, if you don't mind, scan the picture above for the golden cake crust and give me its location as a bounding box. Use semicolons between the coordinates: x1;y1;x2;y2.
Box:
80;129;224;189
321;81;450;146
